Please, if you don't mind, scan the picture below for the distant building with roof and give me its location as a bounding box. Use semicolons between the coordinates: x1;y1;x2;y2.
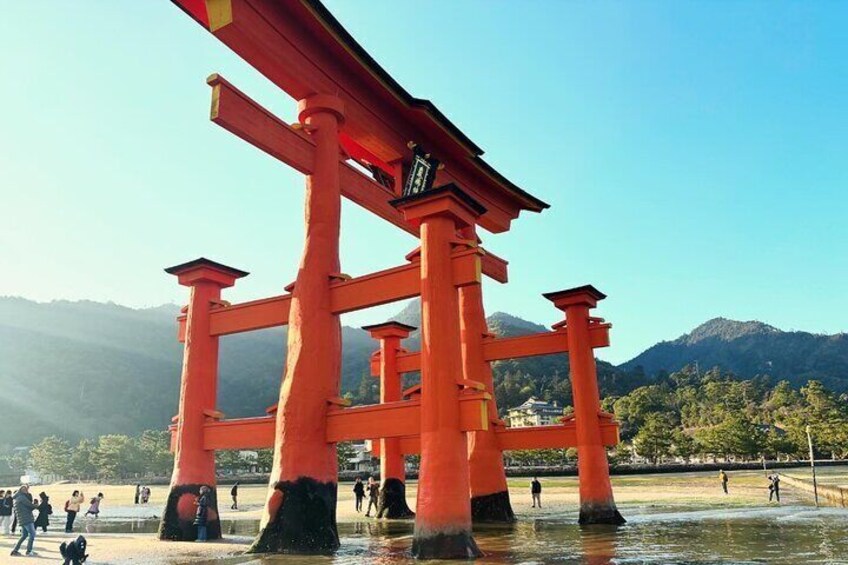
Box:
507;397;564;428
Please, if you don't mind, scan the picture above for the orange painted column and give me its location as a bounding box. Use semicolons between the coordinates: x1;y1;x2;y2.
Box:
546;286;624;525
393;184;484;559
159;258;247;541
249;94;345;554
363;322;416;519
458;227;515;523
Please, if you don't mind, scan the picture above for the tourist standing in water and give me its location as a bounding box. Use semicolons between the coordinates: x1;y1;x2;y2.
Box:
353;477;365;513
34;492;52;533
365;477;380;517
10;485;40;557
719;470;728;494
531;476;542;508
85;493;103;518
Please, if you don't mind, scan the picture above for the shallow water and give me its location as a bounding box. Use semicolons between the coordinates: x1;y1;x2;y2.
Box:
97;504;848;564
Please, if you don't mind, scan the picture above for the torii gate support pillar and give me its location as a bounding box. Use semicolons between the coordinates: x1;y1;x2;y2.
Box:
159;258;247;541
393;184;484;559
459;229;515;523
546;286;625;525
249;94;345;554
364;322;416;519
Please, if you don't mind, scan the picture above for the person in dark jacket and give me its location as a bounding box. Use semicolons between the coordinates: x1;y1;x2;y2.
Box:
11;485;40;557
34;492;53;533
134;484;141;505
230;482;239;510
531;477;542;508
11;487;34;534
0;490;12;534
353;477;365;513
364;477;380;517
194;485;211;542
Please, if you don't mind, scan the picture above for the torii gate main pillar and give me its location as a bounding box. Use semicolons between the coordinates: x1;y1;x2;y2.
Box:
249;94;346;554
393;184;484;559
159;258;247;541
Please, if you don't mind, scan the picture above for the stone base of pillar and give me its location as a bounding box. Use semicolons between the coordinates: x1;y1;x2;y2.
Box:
578;501;626;525
158;484;221;541
247;477;339;554
470;490;516;523
412;530;482;559
377;478;414;519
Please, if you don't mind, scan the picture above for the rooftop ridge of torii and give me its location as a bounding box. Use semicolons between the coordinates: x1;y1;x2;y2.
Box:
161;0;624;559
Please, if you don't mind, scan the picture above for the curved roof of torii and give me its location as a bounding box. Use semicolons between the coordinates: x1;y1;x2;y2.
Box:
172;0;549;233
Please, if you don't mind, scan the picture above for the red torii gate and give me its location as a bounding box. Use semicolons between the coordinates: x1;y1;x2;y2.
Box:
162;0;624;558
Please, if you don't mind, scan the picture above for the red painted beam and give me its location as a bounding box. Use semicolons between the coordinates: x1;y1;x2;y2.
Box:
208;74;414;235
372;324;611;375
177;248;489;340
188;393;490;451
370;420;619;456
327;392;489;443
496;421;619;451
171;0;543;233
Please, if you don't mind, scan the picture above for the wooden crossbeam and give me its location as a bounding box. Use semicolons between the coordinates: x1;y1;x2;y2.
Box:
189;393;490;451
209;74;415;235
178;248;487;340
178;0;537;233
371;324;611;375
496;420;620;451
327;392;490;443
370;420;620;456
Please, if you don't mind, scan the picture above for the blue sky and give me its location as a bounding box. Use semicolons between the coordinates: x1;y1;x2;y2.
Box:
0;1;845;364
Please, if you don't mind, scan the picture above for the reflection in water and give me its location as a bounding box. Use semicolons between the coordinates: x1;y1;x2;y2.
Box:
99;505;848;564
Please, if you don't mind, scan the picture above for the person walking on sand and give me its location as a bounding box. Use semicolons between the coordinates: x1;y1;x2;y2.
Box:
365;477;380;517
85;493;103;518
230;482;239;510
11;487;34;534
142;486;151;504
194;485;211;542
719;469;729;494
0;490;12;534
33;492;52;533
768;474;781;502
10;485;40;557
64;490;85;533
531;476;543;508
353;477;365;513
134;484;141;505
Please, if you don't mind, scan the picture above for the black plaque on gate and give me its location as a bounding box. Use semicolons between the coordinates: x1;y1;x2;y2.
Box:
402;144;440;197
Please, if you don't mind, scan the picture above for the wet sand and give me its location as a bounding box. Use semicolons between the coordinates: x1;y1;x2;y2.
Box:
0;469;827;563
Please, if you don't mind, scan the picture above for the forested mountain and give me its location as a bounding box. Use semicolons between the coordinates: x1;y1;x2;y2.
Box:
1;297;845;448
622;317;848;392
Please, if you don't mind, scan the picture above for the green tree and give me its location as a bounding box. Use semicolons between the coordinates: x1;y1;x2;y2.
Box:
138;430;173;476
28;436;72;478
337;442;356;470
256;449;273;473
672;430;697;462
634;414;675;464
92;435;144;479
71;439;97;480
216;450;246;473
